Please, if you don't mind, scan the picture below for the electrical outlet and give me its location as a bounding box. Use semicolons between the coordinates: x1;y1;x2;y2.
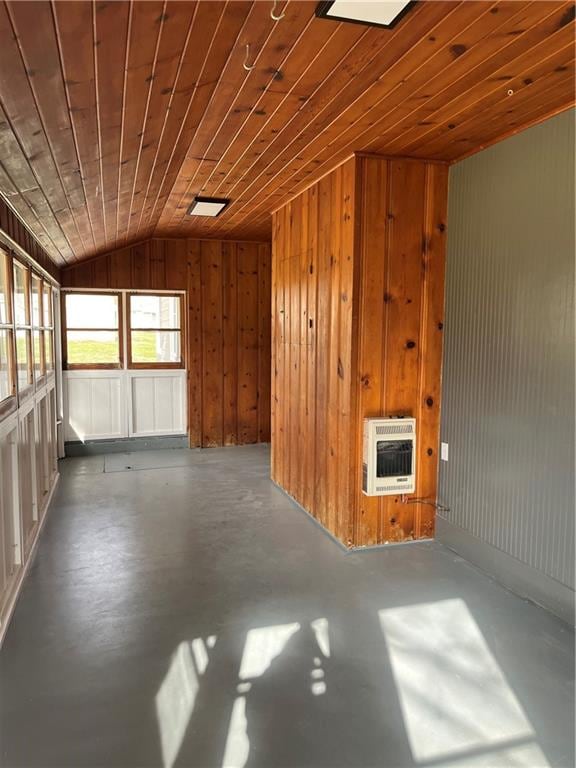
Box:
441;442;449;462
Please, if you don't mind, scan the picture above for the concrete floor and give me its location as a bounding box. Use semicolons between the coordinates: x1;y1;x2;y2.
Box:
0;445;574;768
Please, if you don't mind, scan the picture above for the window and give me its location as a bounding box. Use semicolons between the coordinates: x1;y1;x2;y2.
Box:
63;293;121;368
0;249;15;405
128;294;183;367
42;282;54;373
31;274;44;380
13;260;32;394
0;251;56;412
62;291;185;370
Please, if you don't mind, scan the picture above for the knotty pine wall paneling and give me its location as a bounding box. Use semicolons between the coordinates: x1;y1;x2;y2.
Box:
272;157;358;545
0;197;60;281
272;154;448;548
353;156;448;547
61;238;271;448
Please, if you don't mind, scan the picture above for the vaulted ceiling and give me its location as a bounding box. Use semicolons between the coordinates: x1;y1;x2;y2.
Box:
0;0;574;265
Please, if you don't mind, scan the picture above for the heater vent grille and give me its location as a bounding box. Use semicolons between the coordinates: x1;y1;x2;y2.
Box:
375;423;414;436
377;484;412;493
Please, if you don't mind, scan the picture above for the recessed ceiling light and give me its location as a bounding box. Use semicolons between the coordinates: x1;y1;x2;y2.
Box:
316;0;415;29
187;197;229;217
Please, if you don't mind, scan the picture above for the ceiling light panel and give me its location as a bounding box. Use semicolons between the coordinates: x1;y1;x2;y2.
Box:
316;1;414;28
187;198;229;217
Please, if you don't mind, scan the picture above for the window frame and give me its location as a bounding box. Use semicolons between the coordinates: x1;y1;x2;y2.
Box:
0;247;17;419
13;259;34;398
62;291;124;370
42;281;55;376
126;292;185;370
31;273;45;383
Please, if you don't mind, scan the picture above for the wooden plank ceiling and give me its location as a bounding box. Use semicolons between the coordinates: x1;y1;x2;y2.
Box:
0;0;574;265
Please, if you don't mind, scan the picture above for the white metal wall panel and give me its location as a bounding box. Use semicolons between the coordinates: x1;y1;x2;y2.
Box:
439;109;575;591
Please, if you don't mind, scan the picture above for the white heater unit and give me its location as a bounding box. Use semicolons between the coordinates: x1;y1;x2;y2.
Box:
362;417;416;496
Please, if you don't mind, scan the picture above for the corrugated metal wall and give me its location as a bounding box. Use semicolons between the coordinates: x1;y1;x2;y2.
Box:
439;109;575;591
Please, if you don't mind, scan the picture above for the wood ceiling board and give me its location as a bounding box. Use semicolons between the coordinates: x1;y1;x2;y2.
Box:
156;0;295;232
122;0;253;245
155;15;371;236
52;0;106;262
139;0;232;234
0;2;83;263
367;2;576;156
0;156;62;260
132;0;217;238
92;0;131;251
111;0;165;244
123;1;198;242
200;0;572;239
6;0;91;255
410;52;576;159
163;0;456;236
159;2;333;232
256;4;575;216
0;0;574;264
308;1;566;165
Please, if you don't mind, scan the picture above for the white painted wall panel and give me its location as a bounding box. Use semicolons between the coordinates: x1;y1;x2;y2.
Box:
65;373;124;441
1;378;59;641
0;426;19;607
64;370;186;441
130;372;186;437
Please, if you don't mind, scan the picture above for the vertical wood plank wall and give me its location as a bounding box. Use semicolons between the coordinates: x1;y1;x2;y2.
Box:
272;154;448;548
0;197;60;280
61;238;271;447
271;157;357;545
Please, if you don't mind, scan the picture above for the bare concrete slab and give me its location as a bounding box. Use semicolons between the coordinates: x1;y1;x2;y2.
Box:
1;445;573;768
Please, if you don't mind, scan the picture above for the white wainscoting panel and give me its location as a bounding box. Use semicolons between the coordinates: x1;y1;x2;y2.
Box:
64;371;125;441
64;370;187;442
1;377;59;644
129;371;187;437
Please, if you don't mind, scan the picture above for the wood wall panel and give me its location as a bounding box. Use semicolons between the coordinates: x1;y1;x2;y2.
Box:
272;154;448;548
61;238;271;448
272;157;358;544
0;197;59;281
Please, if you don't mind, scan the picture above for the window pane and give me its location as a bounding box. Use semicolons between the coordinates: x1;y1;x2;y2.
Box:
45;330;54;371
0;250;9;324
65;293;119;329
15;329;31;390
131;331;181;363
13;263;28;325
32;275;41;327
33;330;43;378
130;295;180;329
43;283;52;326
67;330;120;365
0;329;12;400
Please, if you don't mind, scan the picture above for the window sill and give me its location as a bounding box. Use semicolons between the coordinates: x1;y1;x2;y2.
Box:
0;395;17;422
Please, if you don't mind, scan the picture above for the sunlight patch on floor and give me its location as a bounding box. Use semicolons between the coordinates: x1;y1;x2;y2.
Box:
156;637;216;768
378;598;549;767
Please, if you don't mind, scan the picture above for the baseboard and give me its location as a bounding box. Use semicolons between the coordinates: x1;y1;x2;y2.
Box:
436;517;575;626
65;435;189;456
0;472;60;648
272;480;434;554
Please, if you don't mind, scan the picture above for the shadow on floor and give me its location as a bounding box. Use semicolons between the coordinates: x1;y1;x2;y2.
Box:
1;445;574;768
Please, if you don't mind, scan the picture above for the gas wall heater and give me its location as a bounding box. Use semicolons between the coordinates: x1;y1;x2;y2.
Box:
362;417;416;496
